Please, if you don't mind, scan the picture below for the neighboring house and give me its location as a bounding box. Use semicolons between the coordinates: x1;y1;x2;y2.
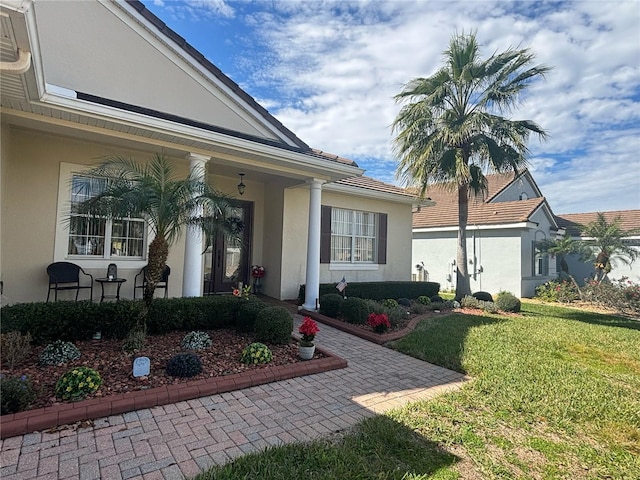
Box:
0;0;424;307
412;170;563;298
555;210;640;284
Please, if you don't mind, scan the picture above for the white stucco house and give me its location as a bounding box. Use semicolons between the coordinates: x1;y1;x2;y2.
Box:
555;210;640;284
412;170;563;298
0;0;425;307
412;169;640;298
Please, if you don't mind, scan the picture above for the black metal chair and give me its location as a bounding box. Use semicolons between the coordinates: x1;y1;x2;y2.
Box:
46;262;94;302
134;265;170;299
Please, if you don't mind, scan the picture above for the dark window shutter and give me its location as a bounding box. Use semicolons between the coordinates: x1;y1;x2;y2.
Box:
320;205;332;263
377;213;387;264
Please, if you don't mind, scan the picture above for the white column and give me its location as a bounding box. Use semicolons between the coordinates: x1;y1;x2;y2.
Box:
302;179;324;310
182;153;210;297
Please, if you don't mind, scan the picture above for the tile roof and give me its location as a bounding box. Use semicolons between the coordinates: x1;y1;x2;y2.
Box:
336;176;417;198
555;210;640;237
412;171;546;229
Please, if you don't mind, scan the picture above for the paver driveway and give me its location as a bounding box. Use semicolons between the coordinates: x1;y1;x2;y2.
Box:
0;314;468;480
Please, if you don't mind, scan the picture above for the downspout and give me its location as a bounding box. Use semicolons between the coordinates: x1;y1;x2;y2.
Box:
0;48;31;74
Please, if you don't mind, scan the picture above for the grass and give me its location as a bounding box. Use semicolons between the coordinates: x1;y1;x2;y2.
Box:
193;301;640;479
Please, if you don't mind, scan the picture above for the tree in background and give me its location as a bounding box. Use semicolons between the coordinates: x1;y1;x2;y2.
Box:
393;32;550;300
580;212;640;283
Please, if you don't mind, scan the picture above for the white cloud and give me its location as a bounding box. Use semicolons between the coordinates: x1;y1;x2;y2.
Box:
149;0;640;214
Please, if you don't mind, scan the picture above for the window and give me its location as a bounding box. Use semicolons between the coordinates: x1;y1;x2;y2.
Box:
532;241;548;276
320;206;387;264
68;175;145;259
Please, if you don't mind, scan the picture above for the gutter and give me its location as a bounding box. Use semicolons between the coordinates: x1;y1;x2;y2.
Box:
0;48;30;74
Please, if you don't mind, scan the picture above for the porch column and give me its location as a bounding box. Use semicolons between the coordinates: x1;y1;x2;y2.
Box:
182;153;210;297
302;179;324;310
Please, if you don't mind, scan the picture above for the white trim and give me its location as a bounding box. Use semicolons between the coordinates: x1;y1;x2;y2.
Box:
28;91;363;180
53;162;150;269
329;263;379;271
413;222;537;233
324;182;419;205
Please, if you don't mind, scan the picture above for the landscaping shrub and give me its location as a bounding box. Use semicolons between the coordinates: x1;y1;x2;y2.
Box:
181;331;212;350
55;367;102;401
461;295;480;309
582;278;640;315
365;300;409;328
410;302;428;315
417;296;431;305
340;297;370;324
254;307;293;345
382;298;399;309
535;279;579;303
299;281;440;303
0;296;243;345
39;340;81;366
165;352;202;378
368;313;391;333
481;301;499;314
397;298;412;307
240;343;272;365
495;291;521;312
0;374;36;415
430;295;444;303
472;291;494;302
319;294;344;318
236;301;269;333
0;331;32;369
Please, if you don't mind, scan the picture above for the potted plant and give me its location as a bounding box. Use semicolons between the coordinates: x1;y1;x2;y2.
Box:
298;316;319;360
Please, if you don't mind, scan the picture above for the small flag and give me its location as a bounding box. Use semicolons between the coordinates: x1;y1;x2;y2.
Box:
336;276;347;293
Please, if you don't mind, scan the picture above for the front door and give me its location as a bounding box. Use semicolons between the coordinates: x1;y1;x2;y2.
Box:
204;201;253;294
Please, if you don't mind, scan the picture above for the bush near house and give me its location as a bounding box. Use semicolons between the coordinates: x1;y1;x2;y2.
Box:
298;281;440;304
254;307;293;345
0;296;254;345
319;294;344;318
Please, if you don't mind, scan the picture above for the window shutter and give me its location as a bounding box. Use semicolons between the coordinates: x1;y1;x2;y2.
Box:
320;205;332;263
377;213;387;264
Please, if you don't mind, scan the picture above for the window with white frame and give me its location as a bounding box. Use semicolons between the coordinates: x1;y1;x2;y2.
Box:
532;241;549;276
331;208;377;263
68;175;145;259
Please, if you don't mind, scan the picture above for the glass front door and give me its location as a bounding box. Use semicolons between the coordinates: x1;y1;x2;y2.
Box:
204;201;253;294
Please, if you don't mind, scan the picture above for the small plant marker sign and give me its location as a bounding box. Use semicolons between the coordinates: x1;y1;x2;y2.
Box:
133;356;150;377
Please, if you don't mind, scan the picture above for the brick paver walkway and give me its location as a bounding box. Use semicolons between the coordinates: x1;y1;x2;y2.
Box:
0;315;468;480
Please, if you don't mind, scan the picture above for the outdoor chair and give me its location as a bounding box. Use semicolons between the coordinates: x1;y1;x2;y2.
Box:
46;262;94;302
134;265;170;299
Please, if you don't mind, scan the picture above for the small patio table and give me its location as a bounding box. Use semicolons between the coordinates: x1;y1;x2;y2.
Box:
95;277;127;302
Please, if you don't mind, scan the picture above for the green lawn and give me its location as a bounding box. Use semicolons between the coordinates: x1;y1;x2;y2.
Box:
193;302;640;479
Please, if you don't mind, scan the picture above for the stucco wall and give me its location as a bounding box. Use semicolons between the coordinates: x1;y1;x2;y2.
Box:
34;1;277;141
263;180;286;299
412;229;524;296
0;127;200;303
491;174;540;202
279;186;414;301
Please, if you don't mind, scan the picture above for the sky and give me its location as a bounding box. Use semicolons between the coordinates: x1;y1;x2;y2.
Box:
142;0;640;215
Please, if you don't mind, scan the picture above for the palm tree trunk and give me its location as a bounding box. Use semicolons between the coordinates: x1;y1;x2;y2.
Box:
135;235;169;334
456;183;471;301
144;235;169;306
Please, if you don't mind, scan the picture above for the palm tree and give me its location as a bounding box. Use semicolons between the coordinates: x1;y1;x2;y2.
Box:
393;32;550;300
580;213;640;283
71;154;241;329
537;233;588;277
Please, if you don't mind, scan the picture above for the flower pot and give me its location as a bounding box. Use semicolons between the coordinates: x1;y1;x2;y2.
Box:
298;344;315;360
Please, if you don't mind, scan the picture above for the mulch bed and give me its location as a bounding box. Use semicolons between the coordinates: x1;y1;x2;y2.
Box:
1;329;321;411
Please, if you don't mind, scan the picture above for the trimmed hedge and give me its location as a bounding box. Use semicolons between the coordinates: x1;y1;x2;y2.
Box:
254;306;293;345
298;281;440;303
0;296;250;345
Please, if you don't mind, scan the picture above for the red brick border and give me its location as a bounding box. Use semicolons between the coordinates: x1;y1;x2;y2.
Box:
299;309;432;344
0;345;347;439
